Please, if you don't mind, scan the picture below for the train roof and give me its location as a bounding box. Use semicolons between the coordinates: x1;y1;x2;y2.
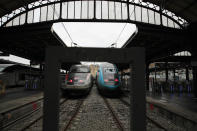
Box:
71;64;90;68
99;63;116;68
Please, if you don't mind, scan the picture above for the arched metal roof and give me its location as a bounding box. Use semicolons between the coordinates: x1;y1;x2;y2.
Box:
0;0;37;17
143;0;197;22
0;0;196;23
0;0;194;29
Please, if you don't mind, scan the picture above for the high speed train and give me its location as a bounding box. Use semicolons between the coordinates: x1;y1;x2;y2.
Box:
96;63;121;95
61;64;93;96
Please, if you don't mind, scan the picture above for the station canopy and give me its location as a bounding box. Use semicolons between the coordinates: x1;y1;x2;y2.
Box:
0;0;196;23
143;0;197;23
0;0;37;18
0;0;197;69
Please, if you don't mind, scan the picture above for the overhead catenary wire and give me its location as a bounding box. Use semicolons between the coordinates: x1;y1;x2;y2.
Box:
114;23;127;44
112;4;135;47
51;4;76;47
61;23;74;44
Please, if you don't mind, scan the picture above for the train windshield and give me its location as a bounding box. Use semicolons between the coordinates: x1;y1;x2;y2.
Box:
103;68;118;80
69;73;88;80
70;66;90;73
104;68;116;73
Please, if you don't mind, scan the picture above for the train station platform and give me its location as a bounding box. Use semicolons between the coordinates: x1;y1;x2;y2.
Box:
146;92;197;125
0;88;43;113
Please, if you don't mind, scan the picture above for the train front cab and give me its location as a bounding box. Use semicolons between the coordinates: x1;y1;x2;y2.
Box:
96;65;121;96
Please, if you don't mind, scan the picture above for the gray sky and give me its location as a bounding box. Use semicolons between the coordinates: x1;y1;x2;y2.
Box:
0;55;30;65
0;22;136;65
53;22;136;48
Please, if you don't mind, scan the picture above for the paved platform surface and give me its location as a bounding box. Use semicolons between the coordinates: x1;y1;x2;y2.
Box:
0;88;43;113
146;92;197;122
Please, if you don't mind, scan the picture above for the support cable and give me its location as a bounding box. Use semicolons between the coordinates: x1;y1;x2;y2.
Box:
114;23;127;44
112;5;135;47
49;2;77;47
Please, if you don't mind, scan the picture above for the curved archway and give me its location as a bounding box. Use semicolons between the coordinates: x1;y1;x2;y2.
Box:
173;51;192;56
0;0;188;29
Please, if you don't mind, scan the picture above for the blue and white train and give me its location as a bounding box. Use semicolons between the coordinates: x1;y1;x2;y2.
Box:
96;63;121;95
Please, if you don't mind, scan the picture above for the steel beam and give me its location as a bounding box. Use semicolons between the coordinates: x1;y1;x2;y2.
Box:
43;51;60;131
130;50;146;131
192;66;197;97
1;0;185;28
43;46;145;131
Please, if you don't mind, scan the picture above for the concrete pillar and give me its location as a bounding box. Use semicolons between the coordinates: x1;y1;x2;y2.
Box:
154;67;157;82
173;68;176;82
192;66;197;97
146;64;150;91
186;66;189;81
130;55;145;131
165;62;168;83
43;55;60;131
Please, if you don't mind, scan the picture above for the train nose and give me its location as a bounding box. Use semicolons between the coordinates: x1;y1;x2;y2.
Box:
104;78;119;86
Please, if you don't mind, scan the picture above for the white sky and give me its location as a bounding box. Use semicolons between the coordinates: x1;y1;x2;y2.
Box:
0;55;30;65
52;22;136;48
0;22;136;65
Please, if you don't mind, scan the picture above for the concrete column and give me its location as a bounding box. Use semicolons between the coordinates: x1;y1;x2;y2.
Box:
154;67;157;82
43;54;60;131
173;68;176;82
186;66;189;81
146;64;150;91
165;62;168;83
130;53;145;131
192;66;197;97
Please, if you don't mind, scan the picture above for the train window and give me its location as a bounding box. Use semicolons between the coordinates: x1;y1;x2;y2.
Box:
70;66;90;73
104;68;116;73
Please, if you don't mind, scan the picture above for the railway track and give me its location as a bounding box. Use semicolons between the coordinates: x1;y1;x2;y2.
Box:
103;97;125;131
20;98;69;131
1;98;68;131
2;88;182;131
18;97;86;131
63;99;84;131
0;97;43;130
119;98;168;131
61;87;124;131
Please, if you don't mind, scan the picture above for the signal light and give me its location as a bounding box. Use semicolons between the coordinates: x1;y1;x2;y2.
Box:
114;78;119;82
104;79;109;82
69;79;73;83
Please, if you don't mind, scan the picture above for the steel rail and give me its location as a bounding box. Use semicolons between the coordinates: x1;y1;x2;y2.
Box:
64;99;85;131
20;98;68;131
146;115;167;131
0;97;43;130
1;97;43;115
21;115;43;131
103;97;124;131
119;98;167;131
1;106;41;130
4;99;68;131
